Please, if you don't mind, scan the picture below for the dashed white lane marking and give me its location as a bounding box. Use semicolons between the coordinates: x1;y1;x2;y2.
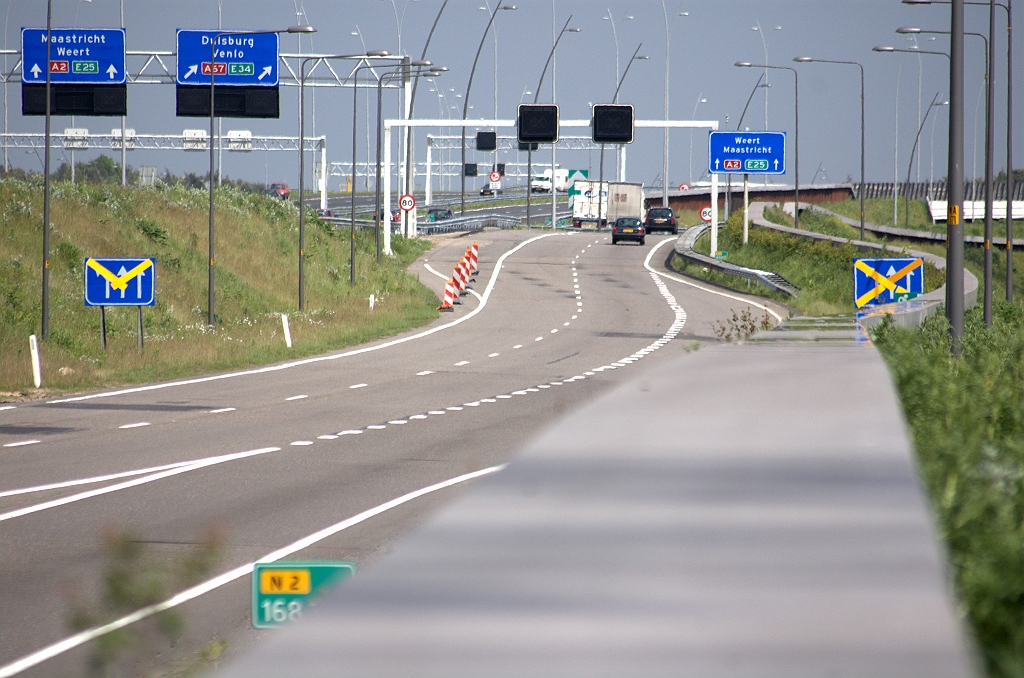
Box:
209;407;236;414
572;315;577;319
48;233;567;405
513;344;522;349
388;420;408;425
416;370;434;376
535;337;543;342
367;425;386;430
349;384;368;390
409;414;428;420
286;395;308;401
481;398;497;403
291;441;314;446
0;465;507;678
550;329;558;334
488;353;499;357
3;440;40;448
464;402;480;407
446;406;464;411
0;447;280;524
119;422;150;429
537;385;551;389
428;410;446;415
512;390;528;395
497;394;512;399
0;406;15;411
340;430;363;435
563;322;570;326
317;435;339;440
454;360;470;366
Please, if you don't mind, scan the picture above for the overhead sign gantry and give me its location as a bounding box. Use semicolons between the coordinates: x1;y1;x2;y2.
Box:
21;27;127;116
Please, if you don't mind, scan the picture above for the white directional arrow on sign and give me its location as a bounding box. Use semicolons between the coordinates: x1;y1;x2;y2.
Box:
257;66;272;81
774;159;779;170
117;267;128;299
714;158;720;170
106;64;118;79
30;64;42;78
184;65;198;79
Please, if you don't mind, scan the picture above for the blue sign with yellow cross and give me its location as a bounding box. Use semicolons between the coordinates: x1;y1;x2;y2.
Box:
84;258;156;306
853;257;924;308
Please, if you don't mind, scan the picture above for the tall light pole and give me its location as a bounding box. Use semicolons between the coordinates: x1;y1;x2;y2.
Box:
41;0;53;340
793;56;866;239
460;4;516;216
602;11;634;99
598;46;647;204
735;62;800;230
733;72;765;243
904;0;1013;303
206;25;314;328
688;93;706;185
898;25;995;324
525;17;579;227
905;94;949;229
298;52;377;309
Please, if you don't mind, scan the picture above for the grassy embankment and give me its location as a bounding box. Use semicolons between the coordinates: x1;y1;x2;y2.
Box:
874;303;1024;677
671;205;942;316
0;178;438;395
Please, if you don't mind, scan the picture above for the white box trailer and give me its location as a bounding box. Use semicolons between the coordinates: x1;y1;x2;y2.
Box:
571;181;644;229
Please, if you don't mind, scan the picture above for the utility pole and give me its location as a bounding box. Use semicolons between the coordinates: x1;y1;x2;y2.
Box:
948;0;966;349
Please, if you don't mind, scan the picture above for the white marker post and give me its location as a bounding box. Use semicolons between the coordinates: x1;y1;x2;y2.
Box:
28;335;41;388
281;314;292;348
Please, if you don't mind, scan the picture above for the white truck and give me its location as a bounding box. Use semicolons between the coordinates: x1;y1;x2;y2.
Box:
530;168;569;193
571;181;644;229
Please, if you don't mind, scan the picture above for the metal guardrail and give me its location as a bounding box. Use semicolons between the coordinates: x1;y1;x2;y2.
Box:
672;225;801;298
418;213;523;235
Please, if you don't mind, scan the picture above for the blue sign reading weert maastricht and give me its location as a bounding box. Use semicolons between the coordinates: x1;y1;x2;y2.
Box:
176;30;279;87
708;130;786;175
21;28;126;85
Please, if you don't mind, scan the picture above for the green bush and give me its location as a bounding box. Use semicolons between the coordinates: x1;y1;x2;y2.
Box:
874;302;1024;676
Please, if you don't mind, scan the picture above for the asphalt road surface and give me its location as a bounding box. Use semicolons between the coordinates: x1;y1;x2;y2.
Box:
0;230;785;676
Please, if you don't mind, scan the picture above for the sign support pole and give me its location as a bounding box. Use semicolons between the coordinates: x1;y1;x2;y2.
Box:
100;306;107;350
743;174;750;245
137;306;144;349
711;172;719;255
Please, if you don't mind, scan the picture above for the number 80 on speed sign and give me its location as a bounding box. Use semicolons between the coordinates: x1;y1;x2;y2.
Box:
399;194;416;212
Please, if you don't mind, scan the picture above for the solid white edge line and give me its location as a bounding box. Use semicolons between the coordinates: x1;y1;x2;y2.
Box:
48;233;567;404
0;460;198;499
0;448;280;523
643;236;784;323
2;440;40;448
0;464;507;678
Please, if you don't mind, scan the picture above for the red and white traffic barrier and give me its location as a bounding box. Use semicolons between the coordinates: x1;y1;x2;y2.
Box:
437;278;457;311
469;241;479;274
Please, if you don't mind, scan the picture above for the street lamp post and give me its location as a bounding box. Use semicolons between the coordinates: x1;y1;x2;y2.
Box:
904;0;1013;302
206;25;314;328
793;57;866;239
525;17;579;227
41;0;53;340
874;43;962;344
460;4;516;216
375;65;443;262
688;93;707;185
734;72;765;244
735;62;800;230
905;94;949;228
898;26;993;324
298;52;381;308
597;46;647;228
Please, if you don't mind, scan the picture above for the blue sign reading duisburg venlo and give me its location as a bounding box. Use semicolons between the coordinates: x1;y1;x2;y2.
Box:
176;30;279;87
21;28;126;85
708;130;786;175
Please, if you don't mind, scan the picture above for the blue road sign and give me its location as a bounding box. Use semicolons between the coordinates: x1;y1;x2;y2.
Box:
21;28;126;85
176;30;279;86
853;257;924;308
708;130;786;175
84;258;156;307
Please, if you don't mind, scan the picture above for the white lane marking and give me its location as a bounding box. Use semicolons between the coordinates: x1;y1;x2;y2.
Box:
577;302;583;306
512;390;528;395
446;406;464;411
535;337;543;341
349;384;368;390
454;360;470;366
572;315;577;319
291;441;314;446
3;440;40;448
488;353;499;357
526;388;540;393
416;370;434;376
551;381;563;385
0;465;506;678
643;237;784;322
464;402;480;407
0;460;201;499
425;263;484;301
550;329;558;334
0;448;280;524
286;395;308;401
48;233;567;405
481;398;497;403
388;420;408;425
497;395;512;399
409;414;428;420
537;385;551;389
0;406;15;411
367;425;386;430
317;435;338;440
118;422;150;429
428;410;446;415
340;430;363;435
563;322;570;326
513;344;522;349
209;407;236;414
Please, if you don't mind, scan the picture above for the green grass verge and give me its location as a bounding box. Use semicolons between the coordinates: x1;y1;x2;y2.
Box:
0;178;438;395
827;197;990;238
672;208;942;316
873;302;1024;677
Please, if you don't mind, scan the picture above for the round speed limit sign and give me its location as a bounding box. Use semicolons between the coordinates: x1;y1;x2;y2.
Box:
700;206;713;223
399;194;416;212
489;170;501;183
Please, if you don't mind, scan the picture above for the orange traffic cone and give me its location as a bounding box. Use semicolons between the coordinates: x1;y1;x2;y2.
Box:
437;278;456;311
470;241;480;274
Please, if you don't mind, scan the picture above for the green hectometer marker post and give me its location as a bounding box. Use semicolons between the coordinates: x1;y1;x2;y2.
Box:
252;561;355;629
